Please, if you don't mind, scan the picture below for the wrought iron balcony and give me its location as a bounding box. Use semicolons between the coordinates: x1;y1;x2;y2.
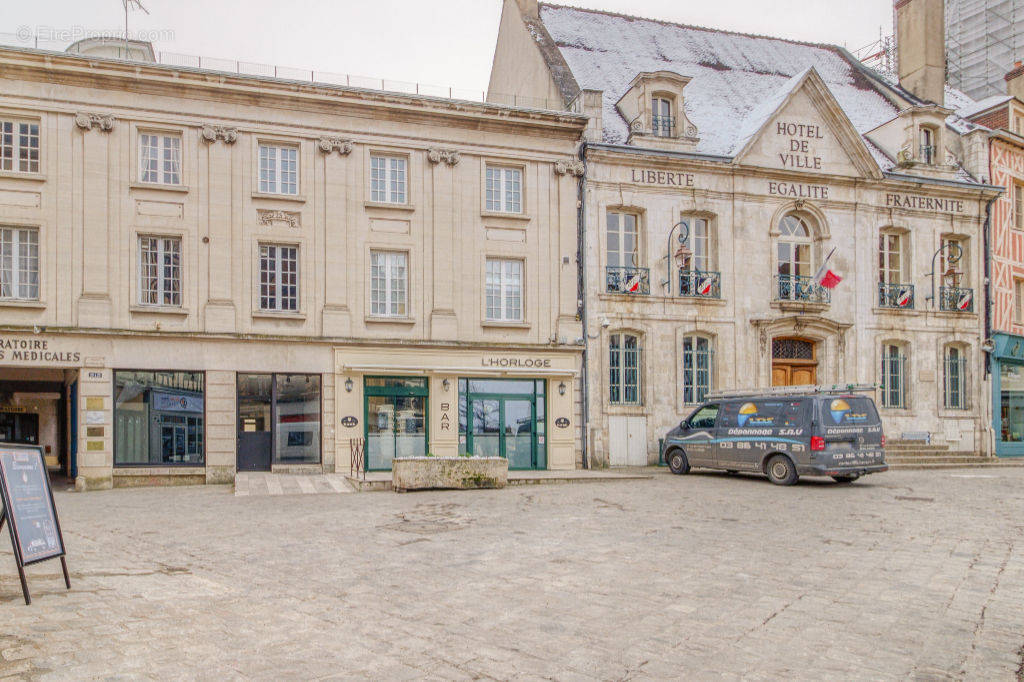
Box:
679;270;721;299
878;282;915;309
919;144;935;164
939;286;974;312
606;266;650;295
774;274;830;304
652;115;675;137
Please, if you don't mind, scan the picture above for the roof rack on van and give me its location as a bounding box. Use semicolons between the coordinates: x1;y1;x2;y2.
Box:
704;384;877;401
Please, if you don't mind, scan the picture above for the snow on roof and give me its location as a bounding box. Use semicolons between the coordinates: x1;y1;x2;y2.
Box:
537;3;900;156
957;94;1013;120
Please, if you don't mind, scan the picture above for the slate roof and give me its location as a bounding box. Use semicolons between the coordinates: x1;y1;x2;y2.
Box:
535;3;904;157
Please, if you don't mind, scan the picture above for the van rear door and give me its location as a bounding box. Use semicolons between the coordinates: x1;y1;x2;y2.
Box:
818;396;884;465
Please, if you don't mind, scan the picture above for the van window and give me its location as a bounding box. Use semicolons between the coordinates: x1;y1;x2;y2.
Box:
822;397;880;426
718;399;808;428
688;404;719;429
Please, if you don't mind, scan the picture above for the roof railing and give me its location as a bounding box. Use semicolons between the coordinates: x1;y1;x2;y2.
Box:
704;384;877;401
0;32;568;112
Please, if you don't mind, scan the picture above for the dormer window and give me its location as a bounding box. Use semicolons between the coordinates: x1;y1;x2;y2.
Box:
919;126;935;164
652;97;674;137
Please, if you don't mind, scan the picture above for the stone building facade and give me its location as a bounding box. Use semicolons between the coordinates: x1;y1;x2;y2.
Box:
0;42;587;489
489;0;1001;465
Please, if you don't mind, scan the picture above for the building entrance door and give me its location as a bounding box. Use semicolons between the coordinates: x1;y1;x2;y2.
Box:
237;374;272;472
461;379;546;470
771;338;818;386
364;377;428;471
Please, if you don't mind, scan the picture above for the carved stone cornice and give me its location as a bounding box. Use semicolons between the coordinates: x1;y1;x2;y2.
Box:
427;148;460;166
74;112;115;133
554;159;585;177
317;137;354;156
257;209;300;228
200;125;238;145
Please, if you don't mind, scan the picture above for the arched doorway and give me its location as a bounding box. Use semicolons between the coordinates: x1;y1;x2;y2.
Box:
771;337;817;386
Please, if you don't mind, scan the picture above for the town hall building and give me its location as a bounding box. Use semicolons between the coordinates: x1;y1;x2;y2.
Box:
489;0;1001;465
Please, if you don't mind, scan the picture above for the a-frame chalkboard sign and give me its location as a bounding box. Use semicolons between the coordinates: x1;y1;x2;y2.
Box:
0;444;70;605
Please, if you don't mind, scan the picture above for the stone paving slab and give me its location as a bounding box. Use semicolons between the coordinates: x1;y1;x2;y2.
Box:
1;469;1023;679
234;472;355;496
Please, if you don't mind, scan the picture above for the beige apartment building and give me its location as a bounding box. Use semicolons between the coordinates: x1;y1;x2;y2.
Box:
490;0;1002;465
0;41;587;490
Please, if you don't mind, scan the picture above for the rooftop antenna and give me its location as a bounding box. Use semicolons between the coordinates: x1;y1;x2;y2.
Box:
121;0;149;59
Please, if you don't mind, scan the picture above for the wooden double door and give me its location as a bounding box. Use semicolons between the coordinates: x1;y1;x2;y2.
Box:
771;337;818;387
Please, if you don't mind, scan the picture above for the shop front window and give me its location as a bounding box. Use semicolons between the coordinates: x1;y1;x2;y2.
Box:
1000;363;1024;443
364;377;428;471
458;378;546;470
114;370;205;466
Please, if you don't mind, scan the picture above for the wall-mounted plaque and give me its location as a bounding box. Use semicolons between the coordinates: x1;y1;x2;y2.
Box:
340;416;359;428
555;417;570;429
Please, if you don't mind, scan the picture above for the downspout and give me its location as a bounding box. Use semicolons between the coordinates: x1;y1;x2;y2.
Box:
577;141;590;469
983;196;994;379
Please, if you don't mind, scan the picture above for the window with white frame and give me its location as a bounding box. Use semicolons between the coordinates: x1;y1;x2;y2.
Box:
682;334;713;405
370;155;407;204
258;144;298;195
485;166;522;213
258;244;298;311
652;96;673;137
919;126;935;164
880;343;907;409
139;133;181;185
485;258;523;322
370;250;408;317
138;236;181;306
1015;279;1024;325
1015;184;1024;231
0;227;39;300
609;332;642;405
0;119;39;173
943;346;967;410
878;233;905;285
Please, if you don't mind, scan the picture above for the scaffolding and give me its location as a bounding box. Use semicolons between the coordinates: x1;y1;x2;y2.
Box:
947;0;1024;100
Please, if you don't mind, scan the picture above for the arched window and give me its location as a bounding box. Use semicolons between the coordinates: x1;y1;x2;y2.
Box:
944;346;967;410
682;334;713;404
881;343;908;409
609;332;642;405
920;126;935;164
776;213;815;301
652;96;674;137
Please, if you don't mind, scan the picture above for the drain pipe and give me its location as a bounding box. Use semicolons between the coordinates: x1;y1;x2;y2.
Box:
577;141;590;469
983;196;994;379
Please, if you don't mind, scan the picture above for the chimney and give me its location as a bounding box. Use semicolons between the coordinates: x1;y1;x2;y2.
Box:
895;0;946;104
1006;60;1024;100
515;0;539;18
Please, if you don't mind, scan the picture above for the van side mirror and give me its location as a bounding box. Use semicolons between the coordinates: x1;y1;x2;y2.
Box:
680;421;689;431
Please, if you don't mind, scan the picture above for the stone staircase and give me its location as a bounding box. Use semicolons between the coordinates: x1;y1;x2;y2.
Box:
885;440;1024;469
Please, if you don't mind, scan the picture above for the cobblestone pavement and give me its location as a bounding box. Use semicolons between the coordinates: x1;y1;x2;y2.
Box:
2;469;1023;680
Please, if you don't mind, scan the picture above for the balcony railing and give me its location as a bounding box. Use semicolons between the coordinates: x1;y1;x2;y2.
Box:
606;267;650;295
920;144;935;164
679;270;721;299
774;274;830;304
878;282;915;309
939;286;974;312
652;115;675;137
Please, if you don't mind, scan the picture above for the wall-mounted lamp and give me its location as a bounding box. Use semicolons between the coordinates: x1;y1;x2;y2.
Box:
443;378;451;392
344;377;354;393
558;381;566;396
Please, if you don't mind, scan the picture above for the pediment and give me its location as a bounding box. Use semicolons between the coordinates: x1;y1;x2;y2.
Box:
733;68;883;180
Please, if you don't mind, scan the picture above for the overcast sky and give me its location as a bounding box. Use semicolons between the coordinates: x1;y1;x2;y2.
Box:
4;0;894;94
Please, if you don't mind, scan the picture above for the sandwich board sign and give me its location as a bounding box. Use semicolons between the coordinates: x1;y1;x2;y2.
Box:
0;444;70;605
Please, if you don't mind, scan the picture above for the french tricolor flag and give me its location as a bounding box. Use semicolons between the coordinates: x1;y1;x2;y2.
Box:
814;247;843;289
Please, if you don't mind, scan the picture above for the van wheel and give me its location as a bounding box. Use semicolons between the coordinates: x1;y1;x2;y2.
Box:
832;474;860;484
766;455;798;486
667;450;690;475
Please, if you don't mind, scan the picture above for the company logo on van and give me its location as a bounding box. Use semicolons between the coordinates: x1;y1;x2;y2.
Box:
738;402;757;427
737;402;775;427
829;399;869;425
